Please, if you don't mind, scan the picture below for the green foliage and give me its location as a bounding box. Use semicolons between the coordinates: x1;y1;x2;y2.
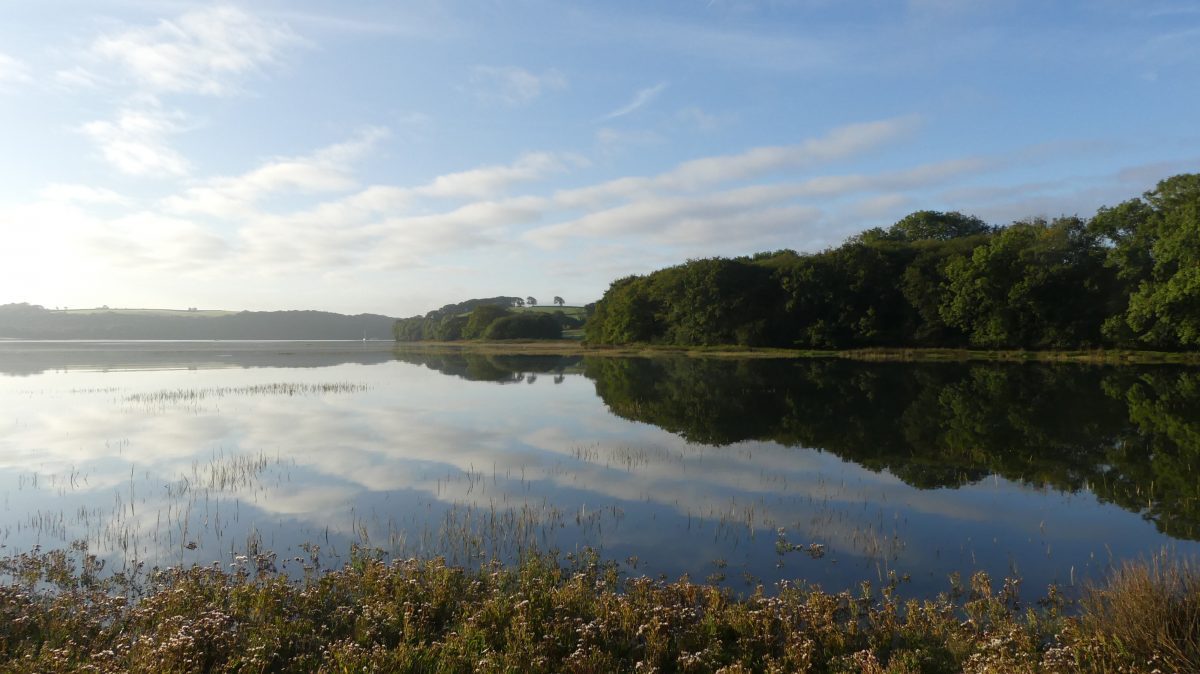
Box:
939;217;1113;348
883;210;991;241
483;312;562;340
393;297;577;342
585;174;1200;352
462;304;512;339
1120;175;1200;347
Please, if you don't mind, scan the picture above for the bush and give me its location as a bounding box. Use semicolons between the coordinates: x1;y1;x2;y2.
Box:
483;313;562;340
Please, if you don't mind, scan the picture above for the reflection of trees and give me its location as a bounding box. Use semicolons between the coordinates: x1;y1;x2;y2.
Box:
583;357;1200;540
1095;371;1200;539
392;352;582;384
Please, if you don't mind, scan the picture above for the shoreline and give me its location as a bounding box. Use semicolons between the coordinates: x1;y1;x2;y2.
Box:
394;340;1200;365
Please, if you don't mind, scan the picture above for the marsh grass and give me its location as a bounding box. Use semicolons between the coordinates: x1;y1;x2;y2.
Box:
0;544;1195;672
1077;551;1200;672
124;382;369;405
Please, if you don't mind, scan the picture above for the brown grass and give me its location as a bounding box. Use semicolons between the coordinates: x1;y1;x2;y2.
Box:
1078;551;1200;672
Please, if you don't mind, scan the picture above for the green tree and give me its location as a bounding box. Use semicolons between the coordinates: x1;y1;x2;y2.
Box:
939;217;1111;348
884;210;991;242
463;304;511;339
553;296;564;307
1099;174;1200;347
483;312;562;339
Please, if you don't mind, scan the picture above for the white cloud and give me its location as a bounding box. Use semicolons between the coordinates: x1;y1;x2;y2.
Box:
251;149;577;232
0;52;32;90
161;143;577;274
163;127;389;218
414;152;578;200
468;66;567;105
38;184;131;206
83;212;231;272
80;105;190;177
533;183;818;247
557;116;921;209
54;66;106;90
843;193;914;221
92;5;299;95
603;82;668;119
530;148;989;250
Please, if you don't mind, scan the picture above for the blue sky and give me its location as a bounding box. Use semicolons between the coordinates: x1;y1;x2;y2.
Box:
1;1;1197;316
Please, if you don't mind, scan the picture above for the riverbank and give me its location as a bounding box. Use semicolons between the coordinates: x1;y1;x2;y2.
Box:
395;341;1200;365
1;548;1194;673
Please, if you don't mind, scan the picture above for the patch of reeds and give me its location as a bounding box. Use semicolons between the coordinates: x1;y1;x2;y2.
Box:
1075;550;1200;673
123;382;369;405
0;544;1196;672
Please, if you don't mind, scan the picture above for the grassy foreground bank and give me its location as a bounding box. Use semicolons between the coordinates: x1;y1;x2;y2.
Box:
395;341;1200;365
2;548;1197;673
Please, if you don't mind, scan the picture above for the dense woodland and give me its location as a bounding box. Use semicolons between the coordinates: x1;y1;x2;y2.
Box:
586;174;1200;350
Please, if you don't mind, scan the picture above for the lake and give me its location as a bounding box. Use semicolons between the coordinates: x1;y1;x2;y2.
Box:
1;341;1197;599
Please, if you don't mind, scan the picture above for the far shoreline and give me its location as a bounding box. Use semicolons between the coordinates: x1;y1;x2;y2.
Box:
394;340;1200;365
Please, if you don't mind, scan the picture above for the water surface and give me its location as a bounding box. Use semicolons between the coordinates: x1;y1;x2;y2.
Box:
1;341;1197;598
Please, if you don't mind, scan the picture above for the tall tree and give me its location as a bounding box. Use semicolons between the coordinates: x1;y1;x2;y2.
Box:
884;210;991;242
1097;174;1200;347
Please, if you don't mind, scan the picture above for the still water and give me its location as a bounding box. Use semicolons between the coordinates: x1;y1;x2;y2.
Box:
1;341;1197;598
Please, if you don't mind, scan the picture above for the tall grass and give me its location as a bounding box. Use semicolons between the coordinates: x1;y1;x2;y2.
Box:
0;544;1197;672
1077;551;1200;672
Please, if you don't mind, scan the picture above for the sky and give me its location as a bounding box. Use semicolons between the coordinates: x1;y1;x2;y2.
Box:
0;1;1197;317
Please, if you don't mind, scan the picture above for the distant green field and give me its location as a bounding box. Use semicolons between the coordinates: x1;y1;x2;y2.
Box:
517;305;586;317
449;305;587;318
61;308;238;317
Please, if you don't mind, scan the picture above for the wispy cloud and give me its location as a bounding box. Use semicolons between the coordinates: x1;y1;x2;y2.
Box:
80;104;190;177
0;52;32;91
468;66;567;105
54;66;107;90
676;106;724;132
163;127;389;218
38;184;131;206
558;116;921;209
416;152;581;200
595;127;665;153
92;5;300;96
603;82;668;119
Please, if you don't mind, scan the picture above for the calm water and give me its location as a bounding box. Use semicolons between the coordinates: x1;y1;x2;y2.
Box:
1;341;1198;598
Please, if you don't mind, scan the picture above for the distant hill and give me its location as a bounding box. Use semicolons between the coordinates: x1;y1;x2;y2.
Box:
393;297;590;341
0;303;398;340
420;297;524;319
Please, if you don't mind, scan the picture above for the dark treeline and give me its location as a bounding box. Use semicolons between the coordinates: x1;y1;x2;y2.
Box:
0;304;398;340
586;174;1200;350
584;357;1200;540
393;297;583;342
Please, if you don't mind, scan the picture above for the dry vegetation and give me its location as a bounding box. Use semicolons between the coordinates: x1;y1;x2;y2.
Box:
1;546;1197;673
